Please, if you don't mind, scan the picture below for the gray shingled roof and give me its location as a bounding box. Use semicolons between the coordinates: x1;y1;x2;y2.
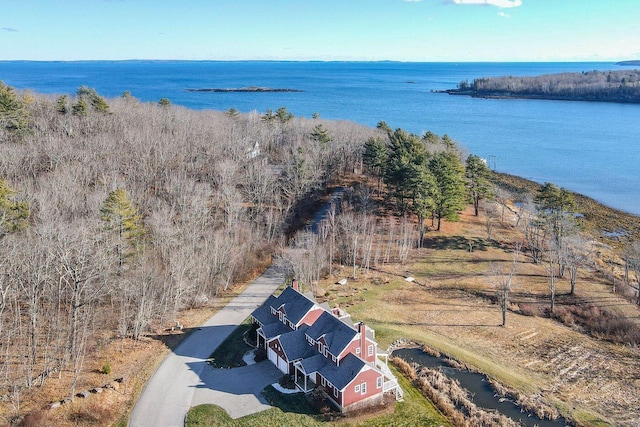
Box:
299;353;329;374
305;311;357;357
318;353;367;391
277;326;316;361
250;295;278;326
275;287;316;325
261;320;291;340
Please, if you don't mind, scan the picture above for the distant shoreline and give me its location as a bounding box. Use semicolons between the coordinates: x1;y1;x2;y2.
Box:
185;86;303;93
435;89;640;104
616;60;640;66
438;69;640;104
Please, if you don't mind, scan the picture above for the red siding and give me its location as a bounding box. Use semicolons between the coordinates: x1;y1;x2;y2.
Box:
341;367;383;408
340;337;377;364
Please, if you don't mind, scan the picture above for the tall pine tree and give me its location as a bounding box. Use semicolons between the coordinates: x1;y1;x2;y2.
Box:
465;154;493;216
0;179;30;237
430;151;467;231
100;188;145;273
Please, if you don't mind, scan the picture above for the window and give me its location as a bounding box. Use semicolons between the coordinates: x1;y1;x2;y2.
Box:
361;382;367;395
271;307;276;315
334;387;338;398
355;347;361;354
321;377;326;386
368;345;374;357
377;377;383;389
355;384;360;393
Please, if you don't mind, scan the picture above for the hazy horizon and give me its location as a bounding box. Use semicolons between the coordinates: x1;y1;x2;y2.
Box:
1;0;639;62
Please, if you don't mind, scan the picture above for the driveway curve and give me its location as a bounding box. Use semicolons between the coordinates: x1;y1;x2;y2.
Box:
128;262;285;427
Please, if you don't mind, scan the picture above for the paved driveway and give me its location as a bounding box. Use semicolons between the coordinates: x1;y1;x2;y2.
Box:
128;263;285;427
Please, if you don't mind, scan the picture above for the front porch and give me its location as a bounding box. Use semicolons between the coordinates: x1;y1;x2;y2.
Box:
293;360;316;393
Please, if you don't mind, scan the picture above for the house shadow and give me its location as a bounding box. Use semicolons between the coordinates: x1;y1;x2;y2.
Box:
147;323;311;419
187;359;316;417
146;324;238;355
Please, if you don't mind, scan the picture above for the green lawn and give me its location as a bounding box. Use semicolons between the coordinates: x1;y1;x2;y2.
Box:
185;364;449;426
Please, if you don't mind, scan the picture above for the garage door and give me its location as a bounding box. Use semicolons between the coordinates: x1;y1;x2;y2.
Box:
268;347;289;374
277;356;288;373
268;347;278;365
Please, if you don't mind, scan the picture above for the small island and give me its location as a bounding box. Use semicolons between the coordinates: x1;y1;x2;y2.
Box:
185;86;303;93
438;69;640;103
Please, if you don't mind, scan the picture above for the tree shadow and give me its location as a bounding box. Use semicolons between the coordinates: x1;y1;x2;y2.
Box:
423;235;489;251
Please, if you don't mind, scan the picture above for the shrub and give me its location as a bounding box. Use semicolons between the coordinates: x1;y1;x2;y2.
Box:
551;304;640;345
517;302;540;317
20;410;46;427
100;362;112;375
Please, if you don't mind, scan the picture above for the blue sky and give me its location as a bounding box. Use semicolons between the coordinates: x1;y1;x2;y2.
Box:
1;0;639;61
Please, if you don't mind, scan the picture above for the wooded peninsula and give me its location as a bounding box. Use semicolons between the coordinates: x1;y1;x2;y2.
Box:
440;68;640;103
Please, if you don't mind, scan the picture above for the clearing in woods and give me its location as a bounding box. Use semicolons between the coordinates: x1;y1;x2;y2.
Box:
316;206;640;427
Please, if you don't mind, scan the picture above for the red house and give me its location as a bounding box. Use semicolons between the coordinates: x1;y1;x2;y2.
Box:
251;282;402;413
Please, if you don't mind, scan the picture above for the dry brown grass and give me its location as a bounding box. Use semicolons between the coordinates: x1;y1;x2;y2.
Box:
321;206;640;427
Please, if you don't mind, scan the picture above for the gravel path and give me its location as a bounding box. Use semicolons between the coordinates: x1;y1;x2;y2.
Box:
128;263;285;427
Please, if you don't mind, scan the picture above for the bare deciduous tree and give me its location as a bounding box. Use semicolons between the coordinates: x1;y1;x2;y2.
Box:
491;243;520;327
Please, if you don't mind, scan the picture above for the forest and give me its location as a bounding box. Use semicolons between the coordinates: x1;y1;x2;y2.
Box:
443;68;640;103
2;81;640;426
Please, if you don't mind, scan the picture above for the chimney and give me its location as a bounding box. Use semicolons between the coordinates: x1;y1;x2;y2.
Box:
358;322;367;360
292;280;299;292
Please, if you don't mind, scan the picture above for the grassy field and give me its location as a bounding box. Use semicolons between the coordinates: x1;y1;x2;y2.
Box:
185;194;640;426
314;205;640;427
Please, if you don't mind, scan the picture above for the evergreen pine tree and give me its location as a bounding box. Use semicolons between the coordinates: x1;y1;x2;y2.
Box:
0;179;30;237
0;81;32;142
465;154;493;216
100;188;145;273
430;151;467;230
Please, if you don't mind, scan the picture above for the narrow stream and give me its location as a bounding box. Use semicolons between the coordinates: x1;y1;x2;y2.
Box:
392;348;571;427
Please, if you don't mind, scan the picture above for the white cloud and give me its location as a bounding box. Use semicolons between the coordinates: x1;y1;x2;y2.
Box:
498;11;510;17
450;0;522;8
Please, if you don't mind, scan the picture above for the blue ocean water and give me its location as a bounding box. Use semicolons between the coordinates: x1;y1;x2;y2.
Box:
1;61;639;214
